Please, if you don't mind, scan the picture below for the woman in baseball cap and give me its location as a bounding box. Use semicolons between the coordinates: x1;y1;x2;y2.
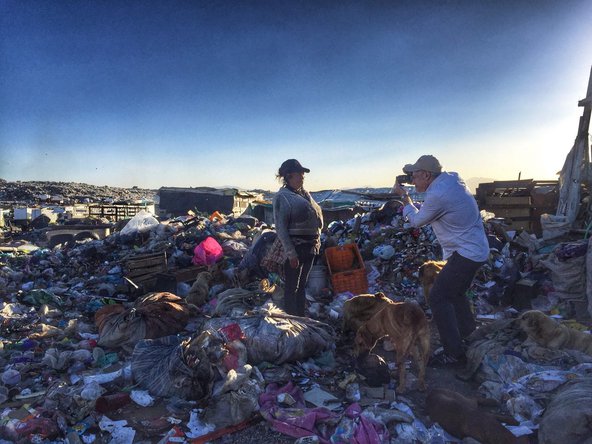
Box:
271;159;323;316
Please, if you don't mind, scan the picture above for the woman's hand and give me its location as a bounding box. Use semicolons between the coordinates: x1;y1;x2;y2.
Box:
289;257;299;268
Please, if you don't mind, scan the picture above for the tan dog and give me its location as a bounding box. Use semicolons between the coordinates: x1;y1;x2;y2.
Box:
418;260;446;305
353;302;430;392
519;310;592;355
426;388;525;444
186;271;213;307
342;292;394;333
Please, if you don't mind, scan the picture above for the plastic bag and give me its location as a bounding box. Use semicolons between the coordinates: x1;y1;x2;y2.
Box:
540;253;586;299
205;306;335;365
120;210;159;235
96;292;195;352
540;214;570;240
204;368;262;427
131;331;224;400
373;244;395;260
538;377;592;443
192;236;224;266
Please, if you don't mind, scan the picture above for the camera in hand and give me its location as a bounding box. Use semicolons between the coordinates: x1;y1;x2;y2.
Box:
396;173;412;184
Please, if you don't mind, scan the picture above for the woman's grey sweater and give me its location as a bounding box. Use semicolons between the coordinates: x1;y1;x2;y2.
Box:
272;186;324;260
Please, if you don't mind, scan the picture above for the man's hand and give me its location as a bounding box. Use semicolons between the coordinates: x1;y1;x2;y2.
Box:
392;182;408;197
289;257;299;268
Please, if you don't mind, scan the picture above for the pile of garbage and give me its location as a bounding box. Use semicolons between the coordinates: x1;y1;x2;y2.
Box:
0;200;591;443
0;179;155;205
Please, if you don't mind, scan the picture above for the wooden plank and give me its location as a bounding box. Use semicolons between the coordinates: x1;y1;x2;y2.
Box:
121;252;164;261
170;267;207;283
133;276;158;290
126;267;166;279
126;256;167;270
123;252;168;287
489;209;531;218
485;196;531;206
127;274;159;285
487;179;534;187
123;252;167;270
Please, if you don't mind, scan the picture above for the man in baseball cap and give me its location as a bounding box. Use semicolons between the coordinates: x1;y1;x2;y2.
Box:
402;154;442;174
392;155;489;368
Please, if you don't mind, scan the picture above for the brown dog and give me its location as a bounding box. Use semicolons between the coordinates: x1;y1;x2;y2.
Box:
353;302;430;392
418;260;446;305
426;388;525;444
186;271;213;307
519;310;592;355
342;292;394;333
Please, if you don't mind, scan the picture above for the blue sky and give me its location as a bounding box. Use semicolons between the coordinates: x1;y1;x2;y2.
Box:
1;0;591;192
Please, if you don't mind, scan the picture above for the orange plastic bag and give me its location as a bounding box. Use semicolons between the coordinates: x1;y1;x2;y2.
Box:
209;211;225;222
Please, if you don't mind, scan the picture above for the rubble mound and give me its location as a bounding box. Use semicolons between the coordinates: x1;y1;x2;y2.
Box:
0;179;157;205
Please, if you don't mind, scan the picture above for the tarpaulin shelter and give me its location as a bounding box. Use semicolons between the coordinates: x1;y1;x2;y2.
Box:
556;66;592;227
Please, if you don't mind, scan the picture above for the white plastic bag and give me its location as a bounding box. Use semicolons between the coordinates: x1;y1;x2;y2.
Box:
120;210;159;235
540;214;570;240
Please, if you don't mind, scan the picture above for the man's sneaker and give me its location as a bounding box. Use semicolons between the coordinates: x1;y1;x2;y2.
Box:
428;349;467;367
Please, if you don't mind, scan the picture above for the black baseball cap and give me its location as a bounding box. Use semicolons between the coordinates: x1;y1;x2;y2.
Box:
278;159;310;176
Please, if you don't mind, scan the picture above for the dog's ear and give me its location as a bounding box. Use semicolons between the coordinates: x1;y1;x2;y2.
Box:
207;263;222;277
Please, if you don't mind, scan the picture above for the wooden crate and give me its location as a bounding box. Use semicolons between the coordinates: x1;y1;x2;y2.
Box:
123;252;168;291
475;179;558;236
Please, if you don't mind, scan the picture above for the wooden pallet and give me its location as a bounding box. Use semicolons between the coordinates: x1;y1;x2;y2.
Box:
123;252;168;290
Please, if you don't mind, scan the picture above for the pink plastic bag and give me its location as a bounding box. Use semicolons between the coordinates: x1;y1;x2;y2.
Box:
192;237;223;266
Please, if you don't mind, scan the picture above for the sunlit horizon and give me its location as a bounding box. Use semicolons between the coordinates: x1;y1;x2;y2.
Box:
1;1;590;192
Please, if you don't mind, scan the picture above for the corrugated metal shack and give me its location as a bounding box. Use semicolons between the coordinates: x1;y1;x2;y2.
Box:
158;187;262;218
246;201;274;225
